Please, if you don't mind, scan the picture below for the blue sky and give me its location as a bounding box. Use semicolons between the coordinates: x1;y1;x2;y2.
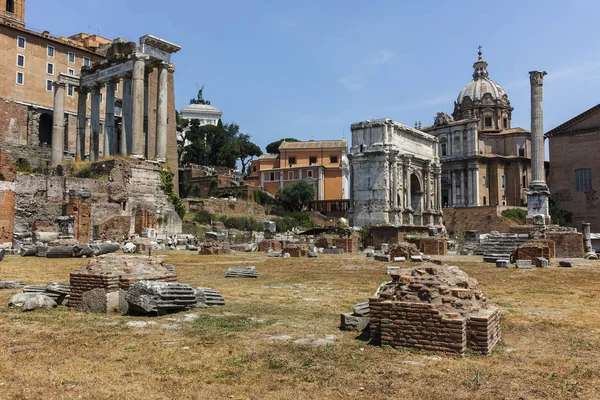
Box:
27;0;600;156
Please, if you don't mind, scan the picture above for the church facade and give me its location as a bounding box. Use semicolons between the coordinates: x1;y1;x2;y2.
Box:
422;50;533;208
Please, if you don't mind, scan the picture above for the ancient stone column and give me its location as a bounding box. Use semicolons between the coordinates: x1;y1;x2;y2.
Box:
397;162;404;209
90;83;103;162
143;69;151;158
460;169;466;206
529;71;548;187
582;223;593;254
155;62;169;162
467;168;473;206
473;167;480;206
131;53;147;158
436;166;442;211
451;171;457;207
121;73;132;155
425;164;431;210
75;87;89;161
51;81;66;166
104;79;117;157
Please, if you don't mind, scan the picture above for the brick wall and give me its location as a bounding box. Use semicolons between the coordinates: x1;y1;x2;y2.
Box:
134;207;157;236
0;189;14;243
511;239;554;262
546;232;584;258
333;237;358;253
65;194;92;243
422;238;448;255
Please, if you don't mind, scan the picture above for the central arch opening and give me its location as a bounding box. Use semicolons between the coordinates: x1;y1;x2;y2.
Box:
410;173;422;214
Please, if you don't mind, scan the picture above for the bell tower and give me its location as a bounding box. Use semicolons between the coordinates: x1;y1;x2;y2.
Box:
1;0;25;27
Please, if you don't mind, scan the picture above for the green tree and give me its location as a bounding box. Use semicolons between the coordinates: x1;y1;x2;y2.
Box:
266;138;299;154
181;119;213;165
276;180;316;212
236;133;262;174
176;111;189;163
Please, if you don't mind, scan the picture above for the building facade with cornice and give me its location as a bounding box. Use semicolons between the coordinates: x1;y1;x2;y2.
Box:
422;50;534;208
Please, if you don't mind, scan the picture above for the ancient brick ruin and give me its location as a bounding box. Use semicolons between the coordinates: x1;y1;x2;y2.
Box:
388;242;421;259
315;235;359;253
369;265;500;354
511;239;555;263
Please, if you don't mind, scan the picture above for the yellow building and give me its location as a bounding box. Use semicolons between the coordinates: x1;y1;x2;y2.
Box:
250;140;349;214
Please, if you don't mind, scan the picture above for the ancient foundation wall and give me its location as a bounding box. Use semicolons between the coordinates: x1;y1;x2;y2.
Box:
422;238;448;255
546;232;584;258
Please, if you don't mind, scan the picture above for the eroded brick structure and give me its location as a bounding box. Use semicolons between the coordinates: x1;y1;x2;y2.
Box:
369;265;500;354
511;239;554;263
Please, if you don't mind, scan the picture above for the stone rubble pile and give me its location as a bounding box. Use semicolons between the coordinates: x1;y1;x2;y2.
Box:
369;264;500;354
198;239;229;255
388;242;421;260
23;282;70;305
9;293;57;312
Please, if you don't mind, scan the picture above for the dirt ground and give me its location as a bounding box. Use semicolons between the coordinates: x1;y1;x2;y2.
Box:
0;252;599;400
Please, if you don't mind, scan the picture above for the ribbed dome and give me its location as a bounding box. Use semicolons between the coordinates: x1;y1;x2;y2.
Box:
456;51;507;105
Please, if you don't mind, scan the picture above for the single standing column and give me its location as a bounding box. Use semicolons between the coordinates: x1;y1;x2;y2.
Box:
391;160;398;208
451;170;457;207
90;84;103;162
405;167;412;209
436;167;442;210
51;81;66;166
529;71;548;186
425;166;431;210
143;69;150;158
121;74;132;155
155;62;169;161
473;167;480;206
75;87;89;160
397;163;404;209
104;79;117;157
582;223;593;254
467;168;473;206
131;53;147;158
460;169;466;206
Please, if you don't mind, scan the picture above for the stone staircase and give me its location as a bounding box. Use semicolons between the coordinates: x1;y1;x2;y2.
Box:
464;232;529;261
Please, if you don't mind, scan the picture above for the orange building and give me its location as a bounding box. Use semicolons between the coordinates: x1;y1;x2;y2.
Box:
250;140;349;214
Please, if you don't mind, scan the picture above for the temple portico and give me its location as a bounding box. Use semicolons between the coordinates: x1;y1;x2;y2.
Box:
51;34;181;166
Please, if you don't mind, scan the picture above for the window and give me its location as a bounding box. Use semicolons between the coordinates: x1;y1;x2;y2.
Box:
288;157;296;165
46;80;53;91
502;195;506;206
441;143;447;156
330;156;338;164
518;146;525;157
100;93;103;103
68;68;74;76
575;168;592;192
6;0;14;13
67;84;74;97
83;57;90;67
482;175;486;186
16;71;23;85
501;175;505;189
17;36;25;48
503;118;508;128
483;196;487;206
484;117;492;127
252;166;257;172
522;175;527;188
47;46;55;57
68;52;75;63
47;63;54;75
288;171;294;180
269;172;275;181
307;170;313;178
309;156;317;165
16;54;24;67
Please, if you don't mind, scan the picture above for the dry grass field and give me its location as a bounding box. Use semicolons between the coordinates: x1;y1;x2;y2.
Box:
0;252;599;399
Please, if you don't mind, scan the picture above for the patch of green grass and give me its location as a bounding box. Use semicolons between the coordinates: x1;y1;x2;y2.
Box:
192;314;276;332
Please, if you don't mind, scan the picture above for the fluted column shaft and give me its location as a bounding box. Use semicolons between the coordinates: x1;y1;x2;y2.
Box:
131;53;146;158
51;81;66;166
76;87;89;160
104;79;117;157
90;84;103;162
155;63;169;161
529;71;547;186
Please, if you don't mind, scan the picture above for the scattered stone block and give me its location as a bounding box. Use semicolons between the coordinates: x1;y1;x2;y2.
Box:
73;244;95;258
496;260;510;268
374;254;391;262
91;243;120;256
125;281;196;315
388;242;420;260
82;288;119;313
323;248;344;255
267;251;282;258
19;246;37;257
584;252;599;260
422;255;431;261
36;245;48;258
515;260;533;269
194;288;225;307
22;294;57;312
410;255;423;262
381;243;389;254
352;301;370;317
225;266;258;278
340;312;369;331
364;247;375;257
386;266;400;275
307;250;318;258
559;260;573;268
163;264;175;272
393;256;406;262
245;243;258;252
46;246;75;258
0;280;24;289
283;253;291;258
122;242;137;254
535;257;549;268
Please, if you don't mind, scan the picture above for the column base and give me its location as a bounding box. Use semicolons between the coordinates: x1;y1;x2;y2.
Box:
131;154;145;160
156;158;166;163
525;185;551;225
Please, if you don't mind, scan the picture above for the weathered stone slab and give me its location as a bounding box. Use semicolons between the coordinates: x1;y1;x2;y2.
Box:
267;251;282;258
381;244;389;254
125;281;196;315
225;266;258;278
373;254;389;262
22;294;57;311
392;256;406;262
515;260;533;269
410;255;423;262
19;246;37;257
46;246;75;258
496;260;510;268
0;280;24;289
559;260;573;268
91;243;120;256
323;248;344;255
307;250;318;258
194;287;225;307
122;242;137;254
73;244;95;258
340;312;369;331
535;257;549;268
352;301;370;317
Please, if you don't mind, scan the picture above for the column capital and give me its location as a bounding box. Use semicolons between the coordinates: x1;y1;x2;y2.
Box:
53;81;67;89
75;85;90;94
93;82;105;90
529;70;547;86
131;52;149;62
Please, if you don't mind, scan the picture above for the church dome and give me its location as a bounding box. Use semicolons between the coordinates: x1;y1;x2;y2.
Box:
456;50;507;105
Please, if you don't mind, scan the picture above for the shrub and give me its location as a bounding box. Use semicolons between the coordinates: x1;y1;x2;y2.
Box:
160;167;187;219
501;208;527;225
193;210;214;224
15;158;32;174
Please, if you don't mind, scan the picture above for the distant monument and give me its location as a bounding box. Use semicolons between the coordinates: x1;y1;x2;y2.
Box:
190;85;211;105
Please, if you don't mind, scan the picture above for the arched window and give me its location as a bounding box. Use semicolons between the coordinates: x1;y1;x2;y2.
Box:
6;0;15;14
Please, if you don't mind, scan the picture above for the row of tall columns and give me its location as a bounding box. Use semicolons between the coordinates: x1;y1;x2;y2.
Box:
448;167;481;207
131;53;146;158
121;74;132;155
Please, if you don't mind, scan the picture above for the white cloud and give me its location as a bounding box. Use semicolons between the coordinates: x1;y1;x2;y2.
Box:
373;50;395;65
337;75;364;91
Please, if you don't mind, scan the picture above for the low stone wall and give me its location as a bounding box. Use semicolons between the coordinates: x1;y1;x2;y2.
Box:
199;239;228;255
259;240;282;252
546;232;584;258
422;238;448;255
467;308;501;354
283;244;307;257
511;240;555;263
333;237;358;253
